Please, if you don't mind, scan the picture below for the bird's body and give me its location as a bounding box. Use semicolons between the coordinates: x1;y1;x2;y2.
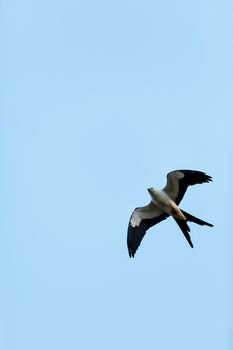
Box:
148;188;186;221
127;170;213;257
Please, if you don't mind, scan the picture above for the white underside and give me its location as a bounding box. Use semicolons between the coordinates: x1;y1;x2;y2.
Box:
130;171;187;228
149;189;186;221
130;202;163;227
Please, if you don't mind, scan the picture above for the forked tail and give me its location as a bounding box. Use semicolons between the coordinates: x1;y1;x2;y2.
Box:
173;210;213;248
181;210;213;227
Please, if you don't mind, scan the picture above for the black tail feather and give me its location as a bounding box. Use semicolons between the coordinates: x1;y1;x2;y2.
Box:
174;210;213;248
173;218;193;248
181;210;214;227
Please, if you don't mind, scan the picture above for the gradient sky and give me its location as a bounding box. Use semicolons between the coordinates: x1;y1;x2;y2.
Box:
1;1;233;349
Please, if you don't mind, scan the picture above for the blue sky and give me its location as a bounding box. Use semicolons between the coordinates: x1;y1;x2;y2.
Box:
1;0;233;349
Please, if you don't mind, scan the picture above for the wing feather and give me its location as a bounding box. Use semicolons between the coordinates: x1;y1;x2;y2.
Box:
127;203;168;257
163;170;212;204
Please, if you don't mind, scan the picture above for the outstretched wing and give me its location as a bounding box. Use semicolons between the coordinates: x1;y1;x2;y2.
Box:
127;202;169;258
163;170;212;205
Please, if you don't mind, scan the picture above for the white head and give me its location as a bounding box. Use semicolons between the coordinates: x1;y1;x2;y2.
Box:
147;187;154;195
147;187;160;198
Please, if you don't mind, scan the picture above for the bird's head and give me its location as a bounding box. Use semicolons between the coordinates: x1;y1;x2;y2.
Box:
147;187;154;195
147;188;160;198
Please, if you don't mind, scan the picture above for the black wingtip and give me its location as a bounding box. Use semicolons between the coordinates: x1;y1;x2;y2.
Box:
196;172;212;184
127;245;135;258
128;251;134;258
204;174;212;183
127;242;136;258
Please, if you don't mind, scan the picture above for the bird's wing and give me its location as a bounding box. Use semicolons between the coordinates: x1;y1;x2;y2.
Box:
163;170;212;205
127;202;169;258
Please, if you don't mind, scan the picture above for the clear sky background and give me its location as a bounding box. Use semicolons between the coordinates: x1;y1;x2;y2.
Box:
1;0;233;349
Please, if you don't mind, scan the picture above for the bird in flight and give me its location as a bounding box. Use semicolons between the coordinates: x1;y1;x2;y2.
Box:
127;170;213;258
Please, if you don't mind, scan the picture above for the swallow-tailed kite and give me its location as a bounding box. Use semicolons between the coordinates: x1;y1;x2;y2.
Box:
127;170;213;257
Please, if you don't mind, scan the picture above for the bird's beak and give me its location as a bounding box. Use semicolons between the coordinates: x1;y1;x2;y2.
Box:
147;188;153;194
